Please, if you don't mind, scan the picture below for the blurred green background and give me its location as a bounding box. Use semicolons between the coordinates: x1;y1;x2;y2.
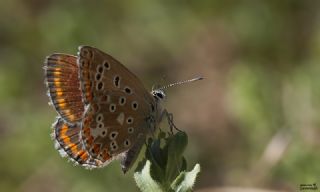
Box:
0;0;319;191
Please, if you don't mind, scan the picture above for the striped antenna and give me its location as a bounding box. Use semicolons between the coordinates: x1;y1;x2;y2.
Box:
159;76;204;90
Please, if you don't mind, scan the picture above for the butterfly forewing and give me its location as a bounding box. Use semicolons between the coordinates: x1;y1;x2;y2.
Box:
78;46;155;166
78;46;151;105
44;54;84;123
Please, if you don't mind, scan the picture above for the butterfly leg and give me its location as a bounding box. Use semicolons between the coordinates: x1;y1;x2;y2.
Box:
161;109;181;133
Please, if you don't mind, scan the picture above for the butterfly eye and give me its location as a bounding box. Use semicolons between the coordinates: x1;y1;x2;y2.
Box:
156;92;163;99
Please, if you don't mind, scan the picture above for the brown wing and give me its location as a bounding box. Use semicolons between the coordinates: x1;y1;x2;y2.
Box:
44;54;84;123
77;46;151;106
52;117;103;168
77;46;155;167
120;134;145;173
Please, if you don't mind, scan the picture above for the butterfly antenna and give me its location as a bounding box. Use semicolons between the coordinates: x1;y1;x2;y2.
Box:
160;76;204;90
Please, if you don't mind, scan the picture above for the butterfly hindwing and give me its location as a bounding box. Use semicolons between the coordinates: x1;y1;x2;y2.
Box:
52;117;103;168
120;134;145;173
81;92;150;165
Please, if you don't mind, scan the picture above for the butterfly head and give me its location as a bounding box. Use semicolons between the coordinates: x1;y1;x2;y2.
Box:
151;76;203;102
151;89;166;101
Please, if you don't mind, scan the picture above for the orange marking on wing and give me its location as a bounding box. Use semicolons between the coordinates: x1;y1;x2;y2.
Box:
67;142;77;149
54;81;61;86
53;78;61;82
57;98;66;108
60;124;71;145
102;150;111;161
55;88;63;93
60;124;68;131
79;151;89;161
83;127;89;135
88;136;94;146
86;95;93;102
53;71;62;76
70;144;78;155
56;98;66;103
52;68;63;72
56;59;63;65
68;114;76;121
59;102;66;109
62;137;71;145
93;144;100;154
56;91;63;96
64;109;71;114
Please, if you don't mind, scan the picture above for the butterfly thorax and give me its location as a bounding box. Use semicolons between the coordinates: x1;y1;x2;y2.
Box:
148;89;166;130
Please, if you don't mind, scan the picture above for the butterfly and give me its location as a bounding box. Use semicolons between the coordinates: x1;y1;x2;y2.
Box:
44;46;202;173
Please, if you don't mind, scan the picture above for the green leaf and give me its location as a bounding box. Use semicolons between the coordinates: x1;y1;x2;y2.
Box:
145;139;166;181
134;160;164;192
134;131;201;192
165;132;188;183
171;164;201;192
180;157;187;172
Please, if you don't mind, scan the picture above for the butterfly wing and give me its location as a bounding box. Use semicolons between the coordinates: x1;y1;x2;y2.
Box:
78;46;155;167
52;117;103;168
44;54;84;123
120;134;145;173
77;46;151;105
